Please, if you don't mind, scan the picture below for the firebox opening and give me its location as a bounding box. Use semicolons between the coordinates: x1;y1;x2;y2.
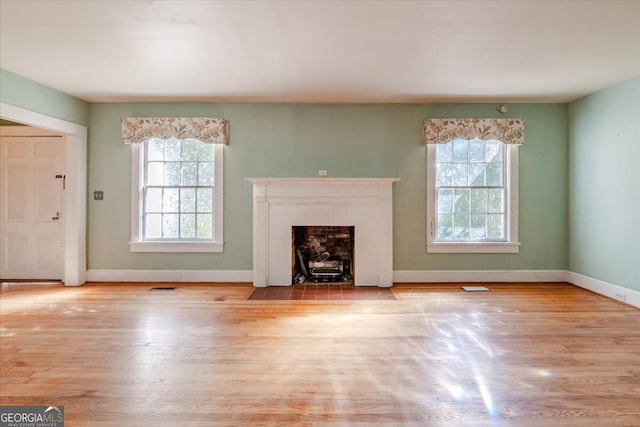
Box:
292;226;354;285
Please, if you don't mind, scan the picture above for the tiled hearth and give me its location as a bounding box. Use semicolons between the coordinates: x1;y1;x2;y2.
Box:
249;284;396;300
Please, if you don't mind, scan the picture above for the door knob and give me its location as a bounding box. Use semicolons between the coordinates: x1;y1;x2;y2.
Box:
52;212;60;220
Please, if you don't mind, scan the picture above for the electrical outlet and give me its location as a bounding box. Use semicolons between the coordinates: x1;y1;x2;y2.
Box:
94;191;104;200
318;170;328;176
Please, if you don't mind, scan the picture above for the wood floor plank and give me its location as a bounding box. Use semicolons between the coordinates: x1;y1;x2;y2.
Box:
1;282;639;426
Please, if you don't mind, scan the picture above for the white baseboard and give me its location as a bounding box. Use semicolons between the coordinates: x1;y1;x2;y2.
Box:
566;271;640;308
393;270;567;283
87;269;565;285
87;269;252;283
84;269;639;308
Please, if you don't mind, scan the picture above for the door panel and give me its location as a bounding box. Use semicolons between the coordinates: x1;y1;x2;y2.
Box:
0;136;64;280
6;235;26;271
37;236;59;269
6;164;28;220
6;142;27;159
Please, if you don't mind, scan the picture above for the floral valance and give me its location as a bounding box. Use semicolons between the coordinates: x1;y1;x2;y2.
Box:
122;117;229;144
424;118;525;145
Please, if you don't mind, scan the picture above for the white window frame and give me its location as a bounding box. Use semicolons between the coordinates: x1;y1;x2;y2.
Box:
129;142;224;253
426;142;519;253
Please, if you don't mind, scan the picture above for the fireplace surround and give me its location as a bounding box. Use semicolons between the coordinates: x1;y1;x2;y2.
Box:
247;178;400;287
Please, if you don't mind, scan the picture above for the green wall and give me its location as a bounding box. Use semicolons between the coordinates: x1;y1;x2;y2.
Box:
568;76;640;292
0;68;89;125
87;102;568;271
6;67;640;292
0;68;572;276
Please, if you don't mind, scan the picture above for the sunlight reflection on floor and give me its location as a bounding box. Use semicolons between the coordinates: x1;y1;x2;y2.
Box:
1;283;86;337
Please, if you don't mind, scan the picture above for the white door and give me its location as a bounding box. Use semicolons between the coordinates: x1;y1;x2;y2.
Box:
0;133;65;280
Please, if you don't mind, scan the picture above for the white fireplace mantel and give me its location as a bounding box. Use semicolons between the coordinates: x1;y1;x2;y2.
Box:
247;178;400;287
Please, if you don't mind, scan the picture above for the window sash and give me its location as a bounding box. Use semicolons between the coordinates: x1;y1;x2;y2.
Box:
434;141;506;242
141;139;215;242
129;142;224;253
426;142;519;254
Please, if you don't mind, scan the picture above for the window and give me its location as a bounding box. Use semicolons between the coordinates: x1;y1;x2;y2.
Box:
426;138;519;253
130;138;223;252
423;117;524;253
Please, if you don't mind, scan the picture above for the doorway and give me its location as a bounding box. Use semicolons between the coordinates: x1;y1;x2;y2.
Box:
0;103;87;285
0;126;65;280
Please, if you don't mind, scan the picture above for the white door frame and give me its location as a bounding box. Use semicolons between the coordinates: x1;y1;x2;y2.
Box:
0;102;87;286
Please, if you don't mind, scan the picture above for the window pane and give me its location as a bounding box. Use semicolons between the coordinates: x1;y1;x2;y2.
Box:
436;163;453;187
488;189;504;212
165;162;181;186
181;139;200;161
180;214;196;238
148;139;165;161
437;214;453;239
145;188;162;212
180;188;196;212
454;189;470;213
437;189;454;213
145;214;162;239
487;214;504;239
470;189;487;213
436;143;453;162
199;143;215;161
469;140;484;162
468;163;485;186
198;162;215;186
197;214;213;238
165;138;181;161
197;188;213;212
452;164;468;186
470;214;487;239
453;214;470;239
162;188;179;212
163;214;179;238
147;162;164;186
486;163;502;186
485;140;502;162
181;162;198;186
453;140;468;162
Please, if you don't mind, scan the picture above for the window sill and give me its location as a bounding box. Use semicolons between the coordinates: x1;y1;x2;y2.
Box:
427;241;520;254
129;241;223;253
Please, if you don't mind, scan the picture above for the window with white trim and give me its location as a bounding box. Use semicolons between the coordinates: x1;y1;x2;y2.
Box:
424;118;524;253
130;138;224;252
427;139;519;253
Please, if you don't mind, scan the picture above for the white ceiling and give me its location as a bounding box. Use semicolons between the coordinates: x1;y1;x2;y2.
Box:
1;0;639;103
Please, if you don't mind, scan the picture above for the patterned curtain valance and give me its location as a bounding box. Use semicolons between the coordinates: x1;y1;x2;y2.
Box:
122;117;229;144
424;118;525;145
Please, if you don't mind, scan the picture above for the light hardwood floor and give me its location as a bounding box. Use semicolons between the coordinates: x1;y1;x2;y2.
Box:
1;282;639;426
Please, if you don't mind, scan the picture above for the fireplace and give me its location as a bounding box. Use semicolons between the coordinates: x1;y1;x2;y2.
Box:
292;226;354;284
247;178;400;287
